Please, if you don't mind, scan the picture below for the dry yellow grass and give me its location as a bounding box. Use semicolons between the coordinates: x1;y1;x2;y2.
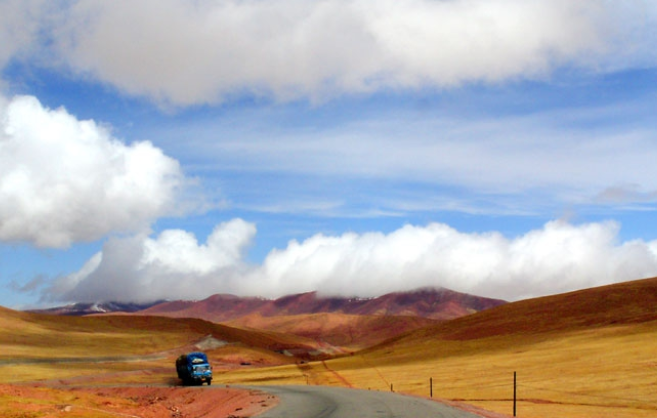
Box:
0;309;319;359
0;306;322;388
0;310;197;360
214;321;657;417
343;325;657;417
217;278;657;418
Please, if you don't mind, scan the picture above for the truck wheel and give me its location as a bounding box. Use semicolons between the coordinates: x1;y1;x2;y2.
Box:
207;379;212;386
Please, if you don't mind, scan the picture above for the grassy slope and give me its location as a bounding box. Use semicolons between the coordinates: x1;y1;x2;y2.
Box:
227;312;439;350
0;308;320;384
220;277;657;418
1;311;320;357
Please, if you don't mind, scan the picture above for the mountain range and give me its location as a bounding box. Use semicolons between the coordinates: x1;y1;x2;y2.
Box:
134;286;506;322
30;287;506;349
29;301;163;316
31;287;505;321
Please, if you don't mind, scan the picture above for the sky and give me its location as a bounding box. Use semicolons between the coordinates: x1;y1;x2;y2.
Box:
2;0;657;308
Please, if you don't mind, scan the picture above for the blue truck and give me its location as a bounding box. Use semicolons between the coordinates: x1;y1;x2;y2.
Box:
176;352;213;386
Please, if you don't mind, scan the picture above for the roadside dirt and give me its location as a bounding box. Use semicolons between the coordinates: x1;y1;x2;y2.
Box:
0;384;277;418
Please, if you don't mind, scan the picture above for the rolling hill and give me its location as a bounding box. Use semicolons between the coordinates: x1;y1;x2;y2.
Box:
0;305;328;368
227;312;439;350
332;277;657;417
388;275;657;343
215;276;657;418
134;287;504;350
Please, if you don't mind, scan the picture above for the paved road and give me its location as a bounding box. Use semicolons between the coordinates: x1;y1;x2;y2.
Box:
247;385;482;418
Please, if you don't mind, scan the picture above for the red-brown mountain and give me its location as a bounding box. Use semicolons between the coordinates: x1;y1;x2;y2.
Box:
139;287;506;323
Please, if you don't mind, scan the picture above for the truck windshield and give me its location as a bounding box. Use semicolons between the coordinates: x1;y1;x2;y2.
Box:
194;365;211;373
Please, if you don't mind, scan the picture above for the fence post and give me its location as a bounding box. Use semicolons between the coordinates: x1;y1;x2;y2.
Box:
513;371;517;417
430;377;433;398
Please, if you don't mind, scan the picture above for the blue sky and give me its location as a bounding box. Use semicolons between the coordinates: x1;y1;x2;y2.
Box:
2;0;657;308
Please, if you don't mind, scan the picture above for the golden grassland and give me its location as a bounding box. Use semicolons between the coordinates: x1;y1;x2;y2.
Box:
3;278;657;418
0;309;200;358
217;278;657;418
215;321;657;418
0;308;320;359
0;308;311;386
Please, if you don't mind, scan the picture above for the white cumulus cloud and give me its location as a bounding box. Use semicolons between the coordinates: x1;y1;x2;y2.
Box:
48;219;256;302
0;94;189;248
45;219;657;303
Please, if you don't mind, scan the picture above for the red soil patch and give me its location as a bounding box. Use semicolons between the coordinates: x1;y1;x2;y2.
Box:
0;384;277;418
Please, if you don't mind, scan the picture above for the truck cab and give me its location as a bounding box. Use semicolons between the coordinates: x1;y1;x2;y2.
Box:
176;352;213;385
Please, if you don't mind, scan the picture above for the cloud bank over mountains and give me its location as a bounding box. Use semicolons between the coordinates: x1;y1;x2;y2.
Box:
3;0;655;105
41;219;657;303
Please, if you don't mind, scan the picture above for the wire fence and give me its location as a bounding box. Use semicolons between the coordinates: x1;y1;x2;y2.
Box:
378;372;656;417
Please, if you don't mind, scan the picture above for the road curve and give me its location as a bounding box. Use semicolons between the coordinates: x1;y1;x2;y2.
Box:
246;385;482;418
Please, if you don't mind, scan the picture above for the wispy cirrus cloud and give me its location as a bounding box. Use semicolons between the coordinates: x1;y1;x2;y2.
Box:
153;98;657;217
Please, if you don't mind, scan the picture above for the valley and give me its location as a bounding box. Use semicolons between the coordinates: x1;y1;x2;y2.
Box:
2;280;657;417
